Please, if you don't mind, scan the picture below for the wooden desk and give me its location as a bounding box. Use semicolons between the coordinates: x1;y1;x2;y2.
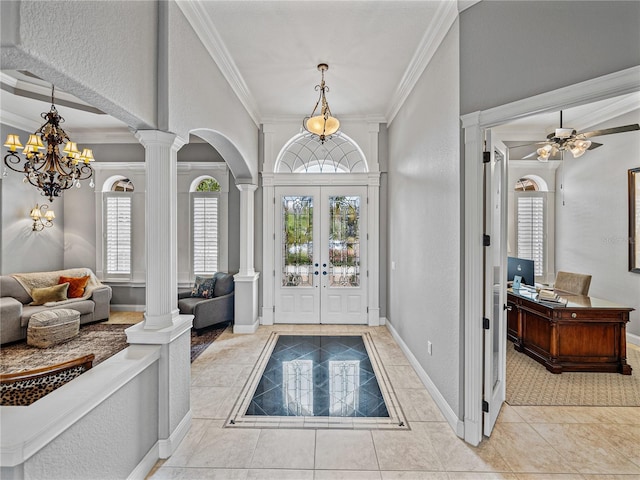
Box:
507;288;633;375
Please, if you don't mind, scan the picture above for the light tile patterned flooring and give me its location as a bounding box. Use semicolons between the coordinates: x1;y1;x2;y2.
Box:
148;324;640;479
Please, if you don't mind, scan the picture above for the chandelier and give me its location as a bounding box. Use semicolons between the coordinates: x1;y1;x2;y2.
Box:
303;63;340;143
3;86;95;202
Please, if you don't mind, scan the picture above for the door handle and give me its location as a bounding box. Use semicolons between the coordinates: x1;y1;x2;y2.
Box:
314;263;319;267
314;271;319;276
322;263;327;268
322;271;327;275
503;304;513;311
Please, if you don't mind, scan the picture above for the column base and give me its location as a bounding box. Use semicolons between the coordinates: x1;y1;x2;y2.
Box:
233;273;260;334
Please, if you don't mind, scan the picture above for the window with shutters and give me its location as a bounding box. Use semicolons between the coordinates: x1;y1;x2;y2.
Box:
104;186;133;279
191;178;221;276
515;192;545;277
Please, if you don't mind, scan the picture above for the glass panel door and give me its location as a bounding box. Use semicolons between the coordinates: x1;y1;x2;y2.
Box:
321;186;368;324
275;187;321;324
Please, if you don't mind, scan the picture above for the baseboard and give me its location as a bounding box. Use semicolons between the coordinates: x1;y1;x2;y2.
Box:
159;410;192;458
386;321;464;438
628;332;640;347
379;317;387;326
110;304;146;312
233;318;260;334
128;442;159;480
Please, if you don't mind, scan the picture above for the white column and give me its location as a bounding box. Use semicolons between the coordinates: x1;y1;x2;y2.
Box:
126;130;193;459
135;130;185;329
234;183;260;333
237;183;258;276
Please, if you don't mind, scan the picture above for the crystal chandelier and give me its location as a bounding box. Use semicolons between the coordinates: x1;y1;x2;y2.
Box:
303;63;340;143
3;86;95;202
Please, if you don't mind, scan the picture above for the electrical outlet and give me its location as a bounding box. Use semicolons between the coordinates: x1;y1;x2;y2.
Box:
428;341;433;355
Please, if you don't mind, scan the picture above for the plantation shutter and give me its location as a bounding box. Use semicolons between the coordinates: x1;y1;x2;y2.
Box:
193;195;218;275
105;194;132;275
516;193;544;277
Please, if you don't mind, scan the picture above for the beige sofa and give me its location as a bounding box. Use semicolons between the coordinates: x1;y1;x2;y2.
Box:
0;268;112;345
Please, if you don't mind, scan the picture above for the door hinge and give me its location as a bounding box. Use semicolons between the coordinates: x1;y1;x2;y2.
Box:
273;270;275;277
483;151;491;163
483;234;491;246
483;317;490;329
273;197;275;204
367;233;369;240
482;400;489;413
273;305;276;313
367;270;369;277
273;233;275;240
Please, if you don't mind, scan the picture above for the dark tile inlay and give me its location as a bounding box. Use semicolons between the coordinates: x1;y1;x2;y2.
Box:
246;335;389;417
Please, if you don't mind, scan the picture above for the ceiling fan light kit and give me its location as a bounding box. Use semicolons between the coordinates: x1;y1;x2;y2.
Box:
303;63;340;144
525;111;639;162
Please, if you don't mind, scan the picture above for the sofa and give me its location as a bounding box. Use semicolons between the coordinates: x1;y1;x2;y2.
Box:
178;272;234;333
1;268;112;345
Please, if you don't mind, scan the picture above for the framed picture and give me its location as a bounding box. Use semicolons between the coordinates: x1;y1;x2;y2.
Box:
630;167;640;273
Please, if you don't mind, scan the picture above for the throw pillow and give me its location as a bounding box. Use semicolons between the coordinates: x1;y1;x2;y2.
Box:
58;275;90;298
191;275;216;299
30;283;69;306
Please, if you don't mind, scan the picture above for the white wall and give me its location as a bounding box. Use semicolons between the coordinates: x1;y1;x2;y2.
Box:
555;109;640;336
1;0;158;130
168;2;258;183
460;1;640;115
387;21;461;416
1;124;64;274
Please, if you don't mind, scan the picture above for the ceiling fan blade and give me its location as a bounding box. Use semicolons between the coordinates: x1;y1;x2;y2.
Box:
581;124;640;138
587;142;603;150
522;150;538;159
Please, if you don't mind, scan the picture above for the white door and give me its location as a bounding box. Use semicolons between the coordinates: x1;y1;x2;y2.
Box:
274;186;368;324
483;131;508;436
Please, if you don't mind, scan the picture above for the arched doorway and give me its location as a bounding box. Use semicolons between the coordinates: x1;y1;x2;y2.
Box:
262;131;381;326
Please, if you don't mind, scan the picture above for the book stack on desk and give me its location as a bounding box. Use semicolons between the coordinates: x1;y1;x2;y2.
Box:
537;289;567;305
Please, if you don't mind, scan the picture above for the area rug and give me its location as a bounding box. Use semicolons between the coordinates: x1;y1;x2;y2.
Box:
506;343;640;406
1;321;228;374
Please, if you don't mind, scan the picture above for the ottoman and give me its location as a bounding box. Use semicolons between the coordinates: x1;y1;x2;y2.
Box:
27;309;81;348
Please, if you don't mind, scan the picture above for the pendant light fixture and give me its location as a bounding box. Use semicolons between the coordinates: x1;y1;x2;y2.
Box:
303;63;340;143
3;85;95;202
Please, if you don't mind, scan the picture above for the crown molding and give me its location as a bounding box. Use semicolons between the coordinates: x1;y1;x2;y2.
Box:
176;1;261;127
386;1;458;125
463;65;640;129
0;110;40;133
570;91;640;132
261;113;387;125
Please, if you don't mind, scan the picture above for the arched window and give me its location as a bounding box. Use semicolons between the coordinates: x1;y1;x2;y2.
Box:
275;132;368;173
514;175;548;278
191;176;221;275
103;177;134;279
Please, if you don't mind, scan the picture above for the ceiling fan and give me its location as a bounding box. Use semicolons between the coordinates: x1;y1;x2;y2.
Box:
522;111;639;161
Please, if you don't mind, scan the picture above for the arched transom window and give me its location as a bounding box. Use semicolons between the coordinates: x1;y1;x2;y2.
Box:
276;132;367;173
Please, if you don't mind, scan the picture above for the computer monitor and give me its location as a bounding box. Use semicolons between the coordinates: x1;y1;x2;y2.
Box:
508;256;535;287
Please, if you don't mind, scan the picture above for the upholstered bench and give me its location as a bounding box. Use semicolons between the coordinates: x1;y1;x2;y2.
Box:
27;309;81;348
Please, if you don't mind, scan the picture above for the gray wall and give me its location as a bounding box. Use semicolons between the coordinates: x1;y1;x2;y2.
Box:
555;109;640;336
460;1;640;115
1;123;65;274
387;21;461;416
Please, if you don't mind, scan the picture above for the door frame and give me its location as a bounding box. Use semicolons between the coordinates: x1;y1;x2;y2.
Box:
461;66;640;446
262;172;381;326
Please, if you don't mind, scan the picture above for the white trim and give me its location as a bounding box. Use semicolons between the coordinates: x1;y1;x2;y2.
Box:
176;1;260;126
128;442;159;480
386;1;458;125
627;332;640;348
461;66;640;129
158;410;192;459
386;321;464;438
461;66;640;447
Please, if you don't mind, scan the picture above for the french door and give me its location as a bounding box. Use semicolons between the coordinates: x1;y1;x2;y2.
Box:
482;131;508;436
274;186;368;324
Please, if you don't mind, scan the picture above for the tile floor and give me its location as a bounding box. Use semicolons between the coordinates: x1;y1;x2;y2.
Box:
148;324;640;480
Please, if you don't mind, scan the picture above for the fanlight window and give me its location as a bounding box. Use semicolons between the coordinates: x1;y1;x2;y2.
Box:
276;132;367;173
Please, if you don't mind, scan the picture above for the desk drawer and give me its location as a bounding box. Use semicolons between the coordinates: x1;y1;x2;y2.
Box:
558;309;627;322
